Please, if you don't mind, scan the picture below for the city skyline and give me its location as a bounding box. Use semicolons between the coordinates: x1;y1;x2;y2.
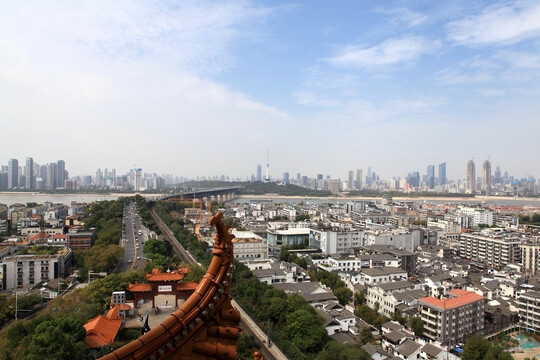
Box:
1;1;540;178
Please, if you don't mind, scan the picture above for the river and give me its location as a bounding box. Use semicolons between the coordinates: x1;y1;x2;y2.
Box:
1;192;539;207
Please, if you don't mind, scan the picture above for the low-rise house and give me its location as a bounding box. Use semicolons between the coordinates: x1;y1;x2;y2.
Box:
357;267;408;285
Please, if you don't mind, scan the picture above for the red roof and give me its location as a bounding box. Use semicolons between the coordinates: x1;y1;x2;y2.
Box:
127;283;152;292
53;234;67;239
145;268;189;282
419;289;484;310
84;315;123;348
27;232;50;241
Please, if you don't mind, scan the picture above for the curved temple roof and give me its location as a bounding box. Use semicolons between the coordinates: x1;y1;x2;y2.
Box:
100;212;240;360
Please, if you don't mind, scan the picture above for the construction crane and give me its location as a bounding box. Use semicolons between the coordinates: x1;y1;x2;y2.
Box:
163;198;211;227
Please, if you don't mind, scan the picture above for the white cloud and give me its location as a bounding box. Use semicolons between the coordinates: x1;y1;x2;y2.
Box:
325;35;440;68
375;7;427;27
0;1;292;177
446;1;540;46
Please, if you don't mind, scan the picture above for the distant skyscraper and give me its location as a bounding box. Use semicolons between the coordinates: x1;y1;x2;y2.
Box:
427;165;435;189
57;160;65;188
47;162;58;189
466;159;476;194
297;173;301;182
348;170;354;190
256;164;262;182
25;157;34;189
135;168;142;191
8;159;18;189
283;172;290;184
407;171;420;188
356;169;363;190
482;159;491;195
317;174;323;180
95;169;103;186
493;166;502;185
438;162;446;185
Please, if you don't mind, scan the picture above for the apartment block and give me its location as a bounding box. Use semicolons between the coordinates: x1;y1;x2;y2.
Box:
418;289;484;345
309;227;364;255
0;250;72;290
231;230;268;260
459;230;521;267
66;229;96;250
517;291;540;333
521;242;540;276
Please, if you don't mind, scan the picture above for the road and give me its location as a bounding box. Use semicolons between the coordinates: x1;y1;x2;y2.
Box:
149;207;288;360
117;202;149;272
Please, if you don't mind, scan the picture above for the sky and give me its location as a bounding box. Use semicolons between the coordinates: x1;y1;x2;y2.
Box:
1;0;540;181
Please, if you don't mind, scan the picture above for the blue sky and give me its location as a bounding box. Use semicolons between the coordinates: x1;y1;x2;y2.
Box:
1;0;539;180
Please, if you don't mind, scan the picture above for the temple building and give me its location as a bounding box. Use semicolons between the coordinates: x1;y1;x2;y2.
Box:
127;268;198;309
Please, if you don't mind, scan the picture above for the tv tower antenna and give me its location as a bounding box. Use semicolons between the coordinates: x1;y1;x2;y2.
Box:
265;149;270;182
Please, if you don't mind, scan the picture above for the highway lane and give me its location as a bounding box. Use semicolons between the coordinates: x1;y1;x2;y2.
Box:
117;202;149;273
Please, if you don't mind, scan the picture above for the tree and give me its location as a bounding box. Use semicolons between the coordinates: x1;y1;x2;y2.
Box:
392;309;407;325
315;341;371;360
285;309;329;354
237;333;260;360
358;326;374;345
462;335;491;360
408;316;424;337
16;321;91;360
280;246;290;262
354;291;365;306
334;287;352;306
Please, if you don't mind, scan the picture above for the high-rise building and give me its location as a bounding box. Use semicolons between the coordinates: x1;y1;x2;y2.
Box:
427;165;435;189
8;159;18;189
438;162;446;185
466;159;476;194
56;160;65;188
256;165;262;182
482;159;491;195
494;166;502;184
282;172;290;184
47;163;58;189
296;173;301;182
407;172;420;188
329;179;340;194
356;169;363;190
317;174;323;180
135;168;142;191
25;157;34;189
348;170;354;190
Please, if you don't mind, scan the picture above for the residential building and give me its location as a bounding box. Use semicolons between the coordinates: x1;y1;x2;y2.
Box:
0;250;72;290
459;230;521;267
231;230;268;260
309;227;364;255
418;289;484;345
522;241;540;276
66;229;96;250
277;206;296;221
517;291;540;333
357;267;408;286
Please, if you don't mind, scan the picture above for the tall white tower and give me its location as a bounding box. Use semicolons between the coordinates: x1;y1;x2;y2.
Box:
265;149;270;182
